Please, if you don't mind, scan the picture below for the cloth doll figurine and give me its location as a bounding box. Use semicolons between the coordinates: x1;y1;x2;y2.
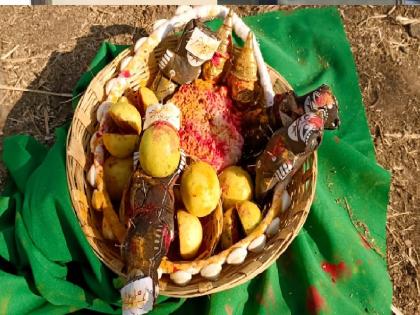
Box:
241;84;340;169
270;84;340;130
151;19;220;101
255;112;324;202
119;102;186;315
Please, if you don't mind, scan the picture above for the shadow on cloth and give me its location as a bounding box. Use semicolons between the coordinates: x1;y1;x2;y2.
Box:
0;24;147;314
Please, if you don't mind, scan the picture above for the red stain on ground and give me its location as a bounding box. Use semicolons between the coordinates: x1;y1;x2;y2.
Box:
333;135;340;143
306;286;325;314
321;261;349;283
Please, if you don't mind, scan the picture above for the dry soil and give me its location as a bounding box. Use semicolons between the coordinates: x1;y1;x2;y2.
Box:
0;5;419;314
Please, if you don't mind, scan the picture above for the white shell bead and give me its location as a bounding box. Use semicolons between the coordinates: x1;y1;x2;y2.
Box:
175;5;192;16
134;37;148;53
96;101;112;123
106;77;128;100
87;165;97;187
89;132;98;152
113;77;128;92
266;217;280;238
170;270;192;286
105;78;117;96
281;190;291;212
120;56;132;71
200;263;222;281
157;268;162;280
94;145;105;165
227;247;248;265
248;234;266;253
153;19;167;31
186;266;200;275
200;264;222;280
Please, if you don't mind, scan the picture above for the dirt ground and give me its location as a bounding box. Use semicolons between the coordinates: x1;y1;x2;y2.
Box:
0;5;418;315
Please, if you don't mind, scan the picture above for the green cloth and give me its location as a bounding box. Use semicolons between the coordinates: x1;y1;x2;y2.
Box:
0;7;391;315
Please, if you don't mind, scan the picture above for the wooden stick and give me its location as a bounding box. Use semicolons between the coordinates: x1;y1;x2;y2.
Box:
3;55;49;63
388;211;411;218
0;84;72;98
384;132;420;140
396;15;420;26
59;91;85;104
1;45;19;60
391;304;403;315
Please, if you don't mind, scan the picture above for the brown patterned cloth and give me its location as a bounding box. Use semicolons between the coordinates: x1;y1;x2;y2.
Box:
120;151;186;294
241;84;339;168
255;113;324;201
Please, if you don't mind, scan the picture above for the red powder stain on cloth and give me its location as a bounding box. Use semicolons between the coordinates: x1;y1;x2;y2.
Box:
321;261;349;283
333;136;340;143
306;286;325;314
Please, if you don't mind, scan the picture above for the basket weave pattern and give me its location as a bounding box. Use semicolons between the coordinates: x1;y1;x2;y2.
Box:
66;36;317;297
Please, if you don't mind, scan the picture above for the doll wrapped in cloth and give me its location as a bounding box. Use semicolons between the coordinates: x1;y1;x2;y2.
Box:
241;84;340;168
119;104;186;315
151;19;220;101
255;112;324;203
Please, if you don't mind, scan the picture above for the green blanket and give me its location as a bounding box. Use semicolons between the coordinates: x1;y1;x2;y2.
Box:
0;7;392;315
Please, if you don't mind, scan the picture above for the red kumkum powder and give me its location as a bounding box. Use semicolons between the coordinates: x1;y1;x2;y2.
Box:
171;80;243;171
321;261;349;283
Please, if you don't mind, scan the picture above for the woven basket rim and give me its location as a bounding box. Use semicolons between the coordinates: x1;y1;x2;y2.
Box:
66;39;317;297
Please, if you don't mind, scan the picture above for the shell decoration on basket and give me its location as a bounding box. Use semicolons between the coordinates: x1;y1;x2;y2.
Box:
80;5;340;315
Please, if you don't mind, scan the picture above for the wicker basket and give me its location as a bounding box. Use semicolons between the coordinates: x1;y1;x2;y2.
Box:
66;5;317;298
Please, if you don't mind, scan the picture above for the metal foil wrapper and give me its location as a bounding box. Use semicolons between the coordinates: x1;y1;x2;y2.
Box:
270;84;340;131
202;9;234;83
156;20;219;87
297;84;340;130
240;107;271;167
202;52;230;84
151;72;178;102
269;91;301;129
255;113;324;201
231;32;257;81
228;32;258;106
228;74;258;106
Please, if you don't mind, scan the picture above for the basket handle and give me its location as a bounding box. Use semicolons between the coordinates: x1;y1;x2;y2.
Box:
106;5;275;107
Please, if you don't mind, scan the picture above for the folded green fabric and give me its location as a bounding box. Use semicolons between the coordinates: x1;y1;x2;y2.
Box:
0;7;391;315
